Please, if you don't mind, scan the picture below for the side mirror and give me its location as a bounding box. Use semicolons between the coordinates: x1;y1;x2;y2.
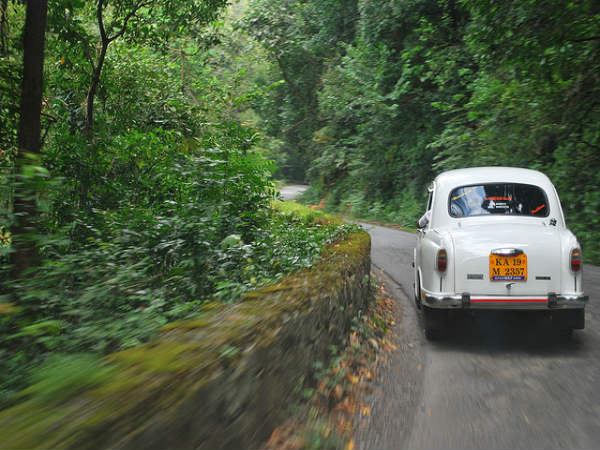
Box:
417;211;430;229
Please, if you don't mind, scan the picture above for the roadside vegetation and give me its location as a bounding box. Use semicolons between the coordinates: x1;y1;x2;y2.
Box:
0;0;355;410
0;196;357;408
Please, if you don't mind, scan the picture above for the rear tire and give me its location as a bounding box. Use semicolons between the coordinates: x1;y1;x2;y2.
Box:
423;306;446;340
552;309;584;331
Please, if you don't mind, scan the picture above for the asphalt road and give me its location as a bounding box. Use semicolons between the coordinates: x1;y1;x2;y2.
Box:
279;185;309;201
355;223;600;450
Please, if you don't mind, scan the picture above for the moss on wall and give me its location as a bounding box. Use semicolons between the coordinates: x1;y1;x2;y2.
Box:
0;231;371;449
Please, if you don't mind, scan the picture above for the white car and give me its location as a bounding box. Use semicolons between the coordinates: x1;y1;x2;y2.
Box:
413;167;588;339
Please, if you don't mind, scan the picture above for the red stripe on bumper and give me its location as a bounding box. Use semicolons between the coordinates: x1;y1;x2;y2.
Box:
471;298;547;303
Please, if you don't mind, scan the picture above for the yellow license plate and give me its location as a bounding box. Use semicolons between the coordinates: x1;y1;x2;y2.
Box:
489;253;527;281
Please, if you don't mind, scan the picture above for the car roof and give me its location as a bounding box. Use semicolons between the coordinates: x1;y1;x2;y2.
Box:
434;166;553;190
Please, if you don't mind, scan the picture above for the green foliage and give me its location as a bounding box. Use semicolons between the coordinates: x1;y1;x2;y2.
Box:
1;189;357;408
242;0;359;181
1;0;360;413
247;0;600;262
271;200;339;225
24;353;115;404
431;0;600;260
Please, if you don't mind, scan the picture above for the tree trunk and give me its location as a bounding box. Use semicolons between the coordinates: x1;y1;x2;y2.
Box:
85;40;108;136
10;0;48;278
85;0;142;135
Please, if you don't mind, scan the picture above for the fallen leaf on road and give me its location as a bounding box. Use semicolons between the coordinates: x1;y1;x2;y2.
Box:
337;398;356;414
360;405;371;416
369;338;379;350
347;374;359;384
417;364;423;371
346;439;354;450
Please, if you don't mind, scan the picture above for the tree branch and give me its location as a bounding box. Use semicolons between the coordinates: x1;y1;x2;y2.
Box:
166;45;198;57
97;0;107;43
282;117;309;135
107;0;153;43
87;0;152;135
41;111;58;122
568;36;600;43
579;138;600;151
71;28;96;72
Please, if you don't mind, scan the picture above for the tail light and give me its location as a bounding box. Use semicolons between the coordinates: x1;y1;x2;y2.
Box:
437;249;447;272
570;248;581;272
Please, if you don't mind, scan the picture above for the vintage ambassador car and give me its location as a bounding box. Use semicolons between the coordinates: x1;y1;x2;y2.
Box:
414;167;588;339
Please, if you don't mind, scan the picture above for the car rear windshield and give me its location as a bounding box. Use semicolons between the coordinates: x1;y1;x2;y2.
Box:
449;183;549;218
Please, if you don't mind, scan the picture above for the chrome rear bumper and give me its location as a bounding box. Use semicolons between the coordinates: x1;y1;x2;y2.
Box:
423;292;588;310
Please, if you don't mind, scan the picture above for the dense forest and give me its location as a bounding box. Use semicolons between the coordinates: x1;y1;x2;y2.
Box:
245;0;600;262
1;0;599;412
0;0;355;406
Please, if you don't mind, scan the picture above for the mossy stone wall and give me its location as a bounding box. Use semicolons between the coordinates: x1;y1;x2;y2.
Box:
0;231;371;449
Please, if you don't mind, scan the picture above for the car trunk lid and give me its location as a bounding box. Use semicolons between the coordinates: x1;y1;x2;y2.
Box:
451;222;561;296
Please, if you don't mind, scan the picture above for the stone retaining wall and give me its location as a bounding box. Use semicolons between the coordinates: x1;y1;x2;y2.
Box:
0;230;371;449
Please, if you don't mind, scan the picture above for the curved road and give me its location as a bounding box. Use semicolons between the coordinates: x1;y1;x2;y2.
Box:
279;185;309;201
356;223;600;450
